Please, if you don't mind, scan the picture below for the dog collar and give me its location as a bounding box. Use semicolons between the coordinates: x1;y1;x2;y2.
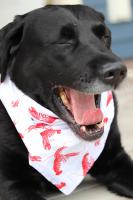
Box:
0;76;114;195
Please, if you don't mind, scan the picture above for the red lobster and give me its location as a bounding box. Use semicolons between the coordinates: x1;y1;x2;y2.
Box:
103;117;108;124
53;146;79;176
82;153;94;176
11;100;19;107
29;107;58;123
55;182;66;190
106;91;113;106
94;139;100;147
40;129;61;150
19;133;24;139
27;123;47;132
29;154;42;162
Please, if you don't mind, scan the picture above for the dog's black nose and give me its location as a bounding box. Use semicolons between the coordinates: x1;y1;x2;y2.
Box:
101;62;127;86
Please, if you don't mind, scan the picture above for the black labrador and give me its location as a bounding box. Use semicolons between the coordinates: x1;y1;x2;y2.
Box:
0;5;132;200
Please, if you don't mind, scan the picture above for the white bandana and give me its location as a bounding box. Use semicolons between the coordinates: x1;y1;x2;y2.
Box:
0;76;114;195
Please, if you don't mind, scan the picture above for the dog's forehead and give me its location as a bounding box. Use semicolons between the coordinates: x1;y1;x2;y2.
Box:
22;6;106;44
27;5;104;29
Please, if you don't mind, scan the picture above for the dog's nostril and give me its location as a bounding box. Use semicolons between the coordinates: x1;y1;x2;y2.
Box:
102;62;127;85
104;71;115;81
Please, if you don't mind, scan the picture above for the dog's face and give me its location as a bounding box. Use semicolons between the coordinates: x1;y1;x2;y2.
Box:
0;5;127;141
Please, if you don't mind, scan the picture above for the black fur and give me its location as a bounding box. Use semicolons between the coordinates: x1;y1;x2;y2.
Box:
0;5;132;200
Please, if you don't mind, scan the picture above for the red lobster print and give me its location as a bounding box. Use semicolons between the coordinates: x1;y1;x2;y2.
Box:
11;100;19;107
55;182;66;190
19;133;24;139
29;107;58;123
106;91;113;106
53;146;79;176
28;123;47;132
40;129;61;150
104;117;108;124
82;153;94;176
94;139;100;147
29;154;42;162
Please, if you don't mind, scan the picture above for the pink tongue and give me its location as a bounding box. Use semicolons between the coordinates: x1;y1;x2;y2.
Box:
67;89;103;125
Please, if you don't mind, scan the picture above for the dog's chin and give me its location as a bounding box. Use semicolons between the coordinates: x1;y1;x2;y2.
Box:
52;86;106;141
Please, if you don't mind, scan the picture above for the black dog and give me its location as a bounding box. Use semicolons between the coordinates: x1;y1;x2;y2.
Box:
0;5;132;200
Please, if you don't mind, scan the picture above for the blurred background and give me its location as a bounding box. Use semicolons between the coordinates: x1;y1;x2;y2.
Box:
0;0;133;200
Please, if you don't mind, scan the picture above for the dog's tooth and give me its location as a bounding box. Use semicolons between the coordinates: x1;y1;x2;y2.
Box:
60;90;71;110
80;126;86;132
60;92;68;104
59;87;64;93
96;121;104;129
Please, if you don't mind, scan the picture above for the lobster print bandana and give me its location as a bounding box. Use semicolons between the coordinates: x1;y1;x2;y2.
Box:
0;76;114;195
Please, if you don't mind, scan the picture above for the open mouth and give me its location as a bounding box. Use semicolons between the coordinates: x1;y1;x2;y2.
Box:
54;87;104;141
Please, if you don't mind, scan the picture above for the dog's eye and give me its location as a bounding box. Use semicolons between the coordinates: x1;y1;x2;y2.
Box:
59;24;76;44
93;24;111;48
93;24;106;39
61;25;75;39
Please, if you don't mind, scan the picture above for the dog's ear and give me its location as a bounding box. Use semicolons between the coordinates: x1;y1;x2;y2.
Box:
0;15;26;82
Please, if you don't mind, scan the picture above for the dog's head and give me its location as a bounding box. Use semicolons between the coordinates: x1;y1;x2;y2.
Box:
0;5;127;141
